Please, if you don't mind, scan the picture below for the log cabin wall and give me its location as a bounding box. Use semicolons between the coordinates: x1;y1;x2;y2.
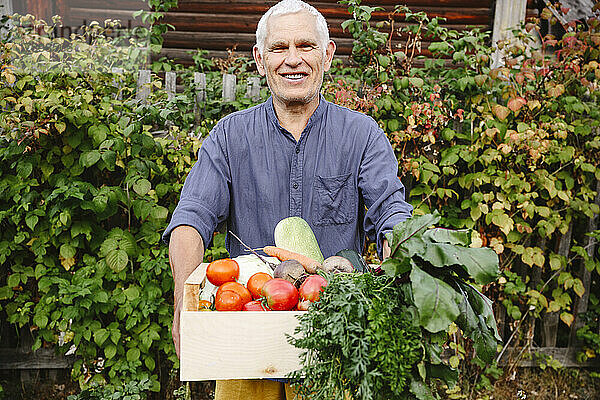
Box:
14;0;149;31
161;0;539;66
17;0;539;65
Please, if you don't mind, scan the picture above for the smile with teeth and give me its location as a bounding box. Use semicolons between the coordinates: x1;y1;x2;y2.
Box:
281;73;307;80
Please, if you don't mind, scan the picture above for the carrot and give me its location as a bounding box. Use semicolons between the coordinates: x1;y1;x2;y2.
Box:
263;245;323;274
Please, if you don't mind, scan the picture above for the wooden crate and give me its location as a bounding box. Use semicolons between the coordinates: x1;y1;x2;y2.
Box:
180;263;303;381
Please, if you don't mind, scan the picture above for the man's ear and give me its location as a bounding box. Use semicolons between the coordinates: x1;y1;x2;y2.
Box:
323;40;336;72
253;46;266;77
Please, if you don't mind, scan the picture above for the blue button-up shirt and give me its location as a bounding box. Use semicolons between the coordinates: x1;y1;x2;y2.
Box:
163;96;412;258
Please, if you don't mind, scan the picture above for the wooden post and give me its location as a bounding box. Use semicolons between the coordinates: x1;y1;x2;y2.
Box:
542;222;573;347
194;72;207;126
19;327;38;386
246;76;261;102
136;69;151;104
490;0;527;68
494;302;507;342
569;179;600;347
222;74;236;102
165;71;176;101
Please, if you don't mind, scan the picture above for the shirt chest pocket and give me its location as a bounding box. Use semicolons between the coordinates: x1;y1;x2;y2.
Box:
312;173;356;226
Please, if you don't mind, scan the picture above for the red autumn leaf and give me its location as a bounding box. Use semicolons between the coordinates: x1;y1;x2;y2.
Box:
515;73;525;85
507;97;527;112
492;104;510;120
548;84;565;98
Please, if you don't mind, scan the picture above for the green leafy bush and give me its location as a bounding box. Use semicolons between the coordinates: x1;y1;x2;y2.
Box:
329;0;600;356
0;15;204;390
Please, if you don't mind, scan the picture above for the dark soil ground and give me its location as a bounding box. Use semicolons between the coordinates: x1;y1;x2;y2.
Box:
1;368;598;400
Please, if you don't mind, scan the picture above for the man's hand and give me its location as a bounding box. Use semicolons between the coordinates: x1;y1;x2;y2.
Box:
169;225;205;358
382;239;391;261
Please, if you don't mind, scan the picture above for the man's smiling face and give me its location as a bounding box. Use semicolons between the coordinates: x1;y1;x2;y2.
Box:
254;11;335;109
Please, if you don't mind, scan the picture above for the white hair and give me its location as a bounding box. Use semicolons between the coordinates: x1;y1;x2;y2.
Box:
255;0;330;56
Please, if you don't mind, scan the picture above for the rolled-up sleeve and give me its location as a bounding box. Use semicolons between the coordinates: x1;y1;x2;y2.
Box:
359;125;413;257
162;124;231;248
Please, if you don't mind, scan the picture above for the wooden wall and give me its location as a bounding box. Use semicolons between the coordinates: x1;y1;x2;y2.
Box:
15;0;149;29
17;0;540;65
160;0;538;65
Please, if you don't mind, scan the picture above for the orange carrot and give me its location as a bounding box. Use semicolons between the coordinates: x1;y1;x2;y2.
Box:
263;246;323;274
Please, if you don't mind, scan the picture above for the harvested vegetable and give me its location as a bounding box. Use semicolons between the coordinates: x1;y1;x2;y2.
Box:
274;217;324;264
336;249;369;272
261;278;299;311
322;255;353;273
289;212;501;399
273;259;306;286
206;258;239;286
264;245;322;274
216;281;252;306
289;273;422;400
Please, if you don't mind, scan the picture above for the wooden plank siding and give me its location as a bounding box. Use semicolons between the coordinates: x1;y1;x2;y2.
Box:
19;1;538;66
160;0;539;65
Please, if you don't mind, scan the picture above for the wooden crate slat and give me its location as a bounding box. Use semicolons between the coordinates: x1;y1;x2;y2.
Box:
180;311;303;380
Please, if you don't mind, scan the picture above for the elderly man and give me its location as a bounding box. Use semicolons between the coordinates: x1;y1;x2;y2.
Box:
164;0;412;398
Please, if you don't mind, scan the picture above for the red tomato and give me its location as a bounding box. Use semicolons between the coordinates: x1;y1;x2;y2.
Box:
215;290;244;311
216;281;252;305
206;258;239;286
261;278;299;311
247;272;272;300
242;300;268;311
299;274;328;302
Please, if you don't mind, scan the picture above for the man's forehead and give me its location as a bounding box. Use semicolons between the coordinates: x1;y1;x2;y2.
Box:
265;10;319;38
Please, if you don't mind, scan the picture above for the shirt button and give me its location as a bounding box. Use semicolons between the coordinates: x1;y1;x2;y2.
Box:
295;147;300;154
292;182;298;189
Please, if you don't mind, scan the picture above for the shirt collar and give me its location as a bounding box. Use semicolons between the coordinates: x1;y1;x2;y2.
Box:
265;94;327;138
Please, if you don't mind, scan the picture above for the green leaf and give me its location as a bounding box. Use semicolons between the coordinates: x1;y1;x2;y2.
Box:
463;284;501;341
428;41;449;53
133;179;151;196
422;228;470;246
126;348;140;362
124;286;140;301
7;274;20;288
410;266;461;333
55;121;66;133
102;151;117;170
80;150;101;167
106;249;128;272
440;148;460;166
0;285;12;300
408;77;424;88
150;205;168;220
94;328;110;346
455;283;499;363
409;377;435;400
16;162;33;178
105;344;117;359
25;215;39;231
60;243;76;260
381;257;412;277
33;313;48;329
144;356;155;371
426;364;458;388
414;242;500;285
71;221;92;240
390;213;440;257
89;124;109;146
